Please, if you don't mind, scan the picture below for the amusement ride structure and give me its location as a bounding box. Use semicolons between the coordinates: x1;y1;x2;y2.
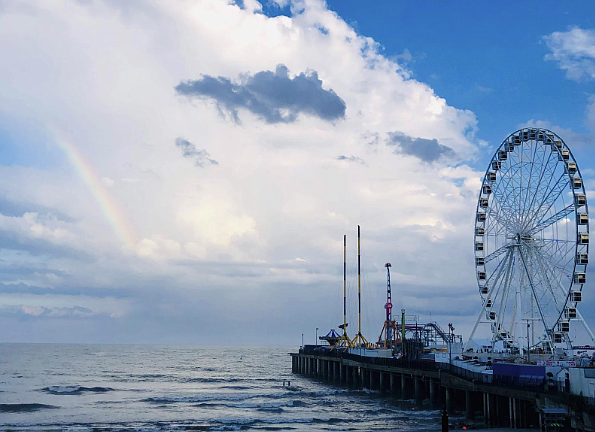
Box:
327;226;371;348
324;226;452;354
469;128;595;355
377;263;400;349
336;234;353;347
351;225;371;348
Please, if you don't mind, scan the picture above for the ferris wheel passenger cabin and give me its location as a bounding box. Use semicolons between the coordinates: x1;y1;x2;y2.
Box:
577;253;588;264
575;193;586;206
572;177;583;189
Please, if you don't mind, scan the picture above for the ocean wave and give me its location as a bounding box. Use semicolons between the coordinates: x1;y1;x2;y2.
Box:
43;385;114;395
142;394;253;404
142;387;346;406
221;416;353;426
244;428;295;431
256;407;284;413
364;407;400;415
127;373;172;381
0;416;357;431
311;417;343;424
215;385;254;390
301;389;346;398
142;389;323;407
180;377;244;384
114;374;249;385
0;403;59;412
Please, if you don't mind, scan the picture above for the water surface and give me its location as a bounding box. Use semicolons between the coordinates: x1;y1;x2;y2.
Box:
1;344;461;431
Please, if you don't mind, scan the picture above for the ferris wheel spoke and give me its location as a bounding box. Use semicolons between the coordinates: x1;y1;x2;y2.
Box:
530;242;575;276
527;247;570;330
525;246;566;315
503;164;524;229
543;238;575;260
522;172;570;232
507;167;522;221
527;203;575;236
489;185;512;214
487;207;516;233
495;251;515;336
485;248;512;287
520;146;556;227
527;245;573;320
529;243;574;289
519;142;540;225
518;247;551;334
484;244;512;264
533;238;576;261
492;161;521;219
486;198;518;232
488;189;523;233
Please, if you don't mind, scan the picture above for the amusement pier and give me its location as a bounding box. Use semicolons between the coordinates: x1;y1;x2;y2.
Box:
291;128;595;431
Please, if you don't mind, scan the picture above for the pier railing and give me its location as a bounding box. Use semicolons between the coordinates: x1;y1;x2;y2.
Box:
300;347;438;371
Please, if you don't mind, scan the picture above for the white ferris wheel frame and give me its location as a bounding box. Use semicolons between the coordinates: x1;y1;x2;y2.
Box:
468;128;594;354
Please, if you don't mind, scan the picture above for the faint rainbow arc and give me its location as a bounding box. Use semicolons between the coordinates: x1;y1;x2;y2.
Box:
57;139;137;249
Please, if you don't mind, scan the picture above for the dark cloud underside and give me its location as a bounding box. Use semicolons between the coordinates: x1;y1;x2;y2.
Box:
175;64;346;124
175;138;218;167
387;131;455;163
336;155;365;165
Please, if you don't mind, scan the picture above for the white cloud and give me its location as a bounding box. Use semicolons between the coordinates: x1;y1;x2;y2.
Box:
0;212;76;246
0;0;486;343
587;95;595;130
544;27;595;81
519;119;593;148
101;177;115;187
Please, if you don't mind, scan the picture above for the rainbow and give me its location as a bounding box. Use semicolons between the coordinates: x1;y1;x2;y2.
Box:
57;139;137;249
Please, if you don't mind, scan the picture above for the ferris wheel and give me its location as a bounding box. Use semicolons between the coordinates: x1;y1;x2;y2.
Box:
469;128;595;353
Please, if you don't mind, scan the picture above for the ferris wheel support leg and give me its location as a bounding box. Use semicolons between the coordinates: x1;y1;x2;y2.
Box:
518;248;549;341
576;309;595;345
466;308;486;350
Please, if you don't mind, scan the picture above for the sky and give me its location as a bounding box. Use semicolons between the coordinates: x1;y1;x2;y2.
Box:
2;0;595;345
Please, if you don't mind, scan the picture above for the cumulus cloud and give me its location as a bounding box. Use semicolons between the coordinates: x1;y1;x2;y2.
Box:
0;211;89;259
175;64;346;124
544;27;595;81
387;131;455;163
0;0;490;343
175;138;218;167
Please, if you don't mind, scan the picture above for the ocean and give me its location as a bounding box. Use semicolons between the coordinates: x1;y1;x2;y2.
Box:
1;344;465;431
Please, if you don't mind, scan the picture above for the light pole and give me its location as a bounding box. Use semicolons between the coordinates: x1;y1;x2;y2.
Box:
526;323;531;363
448;323;454;367
316;327;319;346
301;333;304;348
